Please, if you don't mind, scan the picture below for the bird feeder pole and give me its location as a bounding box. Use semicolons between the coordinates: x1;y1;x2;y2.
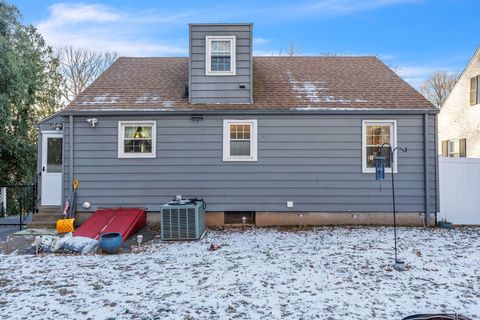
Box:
375;143;407;271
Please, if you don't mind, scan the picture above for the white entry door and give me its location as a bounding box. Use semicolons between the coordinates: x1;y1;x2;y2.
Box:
41;132;63;206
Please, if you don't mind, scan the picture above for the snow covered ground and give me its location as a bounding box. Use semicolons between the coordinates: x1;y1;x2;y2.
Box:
0;227;479;320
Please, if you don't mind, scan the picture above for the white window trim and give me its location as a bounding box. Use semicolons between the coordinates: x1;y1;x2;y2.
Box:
118;121;156;158
205;36;236;76
223;119;257;161
362;120;397;174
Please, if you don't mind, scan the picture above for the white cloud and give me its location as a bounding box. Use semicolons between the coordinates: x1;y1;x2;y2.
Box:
305;0;418;14
253;38;269;45
395;65;444;88
254;0;419;18
36;3;189;56
46;3;122;24
35;1;420;56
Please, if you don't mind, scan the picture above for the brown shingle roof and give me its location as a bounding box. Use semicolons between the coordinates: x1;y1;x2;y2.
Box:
65;56;435;112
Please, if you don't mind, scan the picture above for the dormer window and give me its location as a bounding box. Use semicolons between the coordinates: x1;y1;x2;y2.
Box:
206;36;236;76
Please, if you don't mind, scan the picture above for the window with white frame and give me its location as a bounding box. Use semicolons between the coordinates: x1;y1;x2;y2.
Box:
442;138;466;157
118;121;156;158
206;36;236;75
448;140;460;157
223;120;257;161
362;120;397;173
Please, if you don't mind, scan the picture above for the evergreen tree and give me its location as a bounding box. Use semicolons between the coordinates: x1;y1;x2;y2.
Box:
0;1;62;183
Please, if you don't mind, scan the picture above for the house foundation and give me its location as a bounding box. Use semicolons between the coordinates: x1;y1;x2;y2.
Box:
74;210;435;229
252;212;435;227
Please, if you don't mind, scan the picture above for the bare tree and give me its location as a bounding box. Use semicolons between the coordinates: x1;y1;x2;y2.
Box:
286;42;300;56
59;47;118;102
278;42;301;56
419;71;460;108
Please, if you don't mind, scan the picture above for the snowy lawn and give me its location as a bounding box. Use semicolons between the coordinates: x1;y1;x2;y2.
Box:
0;227;479;320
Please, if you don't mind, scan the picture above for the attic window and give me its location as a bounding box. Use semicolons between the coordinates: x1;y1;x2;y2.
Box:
470;75;479;106
206;36;236;76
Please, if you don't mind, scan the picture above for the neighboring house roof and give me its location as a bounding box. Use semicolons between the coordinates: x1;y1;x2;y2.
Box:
64;56;435;112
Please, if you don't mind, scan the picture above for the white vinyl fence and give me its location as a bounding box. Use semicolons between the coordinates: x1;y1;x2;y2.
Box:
439;157;480;225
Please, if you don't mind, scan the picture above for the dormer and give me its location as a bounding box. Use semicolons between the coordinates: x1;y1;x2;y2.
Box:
188;23;253;104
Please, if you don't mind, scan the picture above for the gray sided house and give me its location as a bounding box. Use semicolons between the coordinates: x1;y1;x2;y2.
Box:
37;23;439;226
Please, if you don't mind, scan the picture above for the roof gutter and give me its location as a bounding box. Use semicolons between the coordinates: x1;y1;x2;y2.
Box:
59;108;439;117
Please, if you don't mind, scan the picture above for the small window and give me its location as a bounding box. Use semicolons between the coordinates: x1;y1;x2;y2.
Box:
47;137;63;173
362;120;397;173
448;140;460;157
470;75;479;106
443;138;466;157
223;119;257;161
118;121;156;158
206;36;236;76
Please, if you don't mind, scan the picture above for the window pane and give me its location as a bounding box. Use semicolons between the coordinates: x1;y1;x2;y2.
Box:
125;126;152;139
124;126;135;138
211;56;231;71
448;141;458;153
448;140;460;157
243;125;250;139
366;125;390;145
142;127;152;139
470;76;478;105
47;137;62;173
366;146;391;168
211;40;231;54
230;124;251;140
124;140;152;153
477;75;480;104
230;124;237;139
230;141;251;156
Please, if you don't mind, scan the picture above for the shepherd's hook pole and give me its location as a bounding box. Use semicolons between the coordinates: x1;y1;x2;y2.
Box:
379;143;407;269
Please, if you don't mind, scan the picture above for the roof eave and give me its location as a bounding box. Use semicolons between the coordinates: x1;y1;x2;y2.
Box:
37;110;65;126
58;107;439;117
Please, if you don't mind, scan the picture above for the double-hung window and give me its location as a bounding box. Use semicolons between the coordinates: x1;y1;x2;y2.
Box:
362;120;397;173
442;138;466;157
118;121;156;158
223;120;257;161
206;36;236;75
448;140;460;157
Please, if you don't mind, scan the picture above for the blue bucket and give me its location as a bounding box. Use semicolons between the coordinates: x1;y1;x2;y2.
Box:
100;232;123;254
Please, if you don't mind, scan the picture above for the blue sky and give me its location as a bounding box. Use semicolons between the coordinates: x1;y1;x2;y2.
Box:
10;0;480;87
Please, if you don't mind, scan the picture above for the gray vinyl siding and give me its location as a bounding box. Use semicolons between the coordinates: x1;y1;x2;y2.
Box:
38;115;64;132
60;114;438;214
189;24;253;104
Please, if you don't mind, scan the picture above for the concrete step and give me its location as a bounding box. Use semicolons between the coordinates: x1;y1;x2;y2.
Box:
37;207;62;214
34;213;63;218
32;214;65;222
26;222;58;229
36;210;63;215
